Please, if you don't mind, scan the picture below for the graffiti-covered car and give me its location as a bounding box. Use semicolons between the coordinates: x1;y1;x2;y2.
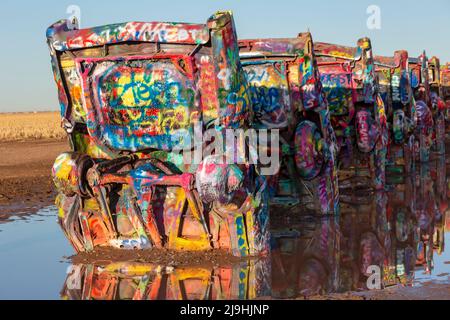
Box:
428;56;446;154
314;39;387;191
374;51;416;176
46;11;270;257
409;52;435;162
440;62;450;133
238;33;339;215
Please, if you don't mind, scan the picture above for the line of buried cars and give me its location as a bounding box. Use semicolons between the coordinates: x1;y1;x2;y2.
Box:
47;11;450;297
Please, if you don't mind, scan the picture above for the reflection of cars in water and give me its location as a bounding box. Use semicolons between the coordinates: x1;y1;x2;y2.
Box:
315;39;387;191
414;163;436;274
415;158;448;274
61;259;271;300
271;159;448;298
432;156;447;256
339;193;393;291
374;51;416;177
385;184;417;286
238;34;339;215
47;12;270;257
383;158;447;283
271;217;340;298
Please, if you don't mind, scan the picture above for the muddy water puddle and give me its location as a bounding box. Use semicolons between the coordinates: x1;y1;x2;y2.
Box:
0;207;72;299
2;159;450;300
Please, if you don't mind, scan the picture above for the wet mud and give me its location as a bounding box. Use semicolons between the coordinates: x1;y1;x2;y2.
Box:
0;139;66;218
71;247;254;268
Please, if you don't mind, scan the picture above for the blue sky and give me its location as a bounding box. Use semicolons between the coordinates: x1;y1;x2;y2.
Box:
0;0;449;112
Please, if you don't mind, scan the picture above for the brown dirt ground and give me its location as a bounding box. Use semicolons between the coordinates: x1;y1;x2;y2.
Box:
0;139;68;218
352;282;450;300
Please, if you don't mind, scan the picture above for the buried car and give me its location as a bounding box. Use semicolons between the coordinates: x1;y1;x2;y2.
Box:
440;62;450;133
428;56;446;154
238;33;340;215
46;11;270;257
374;50;416;176
409;52;435;162
314;38;388;191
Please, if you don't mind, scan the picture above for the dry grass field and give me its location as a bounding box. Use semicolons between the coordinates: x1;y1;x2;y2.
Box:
0;112;65;141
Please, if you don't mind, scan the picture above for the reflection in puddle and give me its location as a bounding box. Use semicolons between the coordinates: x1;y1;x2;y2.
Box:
271;217;340;298
0;203;54;226
270;157;450;298
3;158;450;299
0;206;72;300
62;260;271;300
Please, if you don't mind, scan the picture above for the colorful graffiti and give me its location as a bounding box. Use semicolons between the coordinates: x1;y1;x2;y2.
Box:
407;52;441;162
315;39;387;191
374;50;415;176
47;20;211;51
239;35;339;215
428;56;446;155
441;63;450;132
47;11;269;257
